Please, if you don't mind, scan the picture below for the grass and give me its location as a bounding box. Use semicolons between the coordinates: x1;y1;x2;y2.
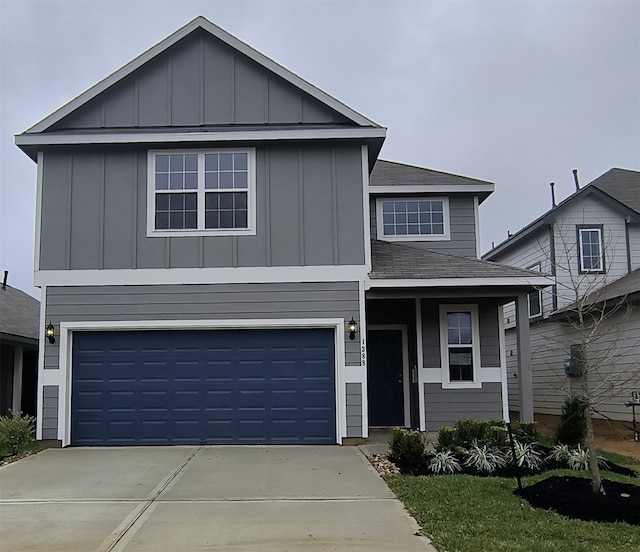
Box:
386;468;640;552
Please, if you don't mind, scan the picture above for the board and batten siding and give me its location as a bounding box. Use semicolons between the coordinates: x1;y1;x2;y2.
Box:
505;308;640;422
43;281;361;371
39;144;365;271
424;383;503;431
369;196;478;257
51;29;348;130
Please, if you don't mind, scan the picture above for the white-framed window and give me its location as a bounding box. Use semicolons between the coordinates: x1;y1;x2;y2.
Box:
147;149;256;237
439;304;481;388
577;226;604;273
376;197;450;241
527;262;542;318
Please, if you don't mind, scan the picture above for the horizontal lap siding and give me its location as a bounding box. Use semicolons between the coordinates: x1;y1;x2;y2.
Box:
507;310;640;422
424;382;502;431
369;196;477;257
44;282;361;369
345;383;363;437
629;224;640;270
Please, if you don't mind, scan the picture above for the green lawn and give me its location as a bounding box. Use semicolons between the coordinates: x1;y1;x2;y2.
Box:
386;469;640;552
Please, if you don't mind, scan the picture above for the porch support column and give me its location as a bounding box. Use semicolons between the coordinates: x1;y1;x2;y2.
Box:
12;344;23;412
515;293;534;422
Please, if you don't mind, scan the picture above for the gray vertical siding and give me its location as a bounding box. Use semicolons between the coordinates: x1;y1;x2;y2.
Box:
424;382;503;431
345;383;363;438
369;196;477;257
52;31;349;130
39;144;365;270
42;385;59;440
43;281;362;369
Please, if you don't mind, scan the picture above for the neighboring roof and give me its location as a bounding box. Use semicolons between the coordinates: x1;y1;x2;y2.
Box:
19;16;382;136
484;168;640;260
0;285;40;342
369;160;494;202
370;240;552;286
590;168;640;213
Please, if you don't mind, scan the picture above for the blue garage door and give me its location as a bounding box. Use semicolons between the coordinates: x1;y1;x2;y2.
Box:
71;329;335;445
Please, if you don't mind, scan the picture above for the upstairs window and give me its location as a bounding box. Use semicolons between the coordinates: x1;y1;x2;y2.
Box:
147;149;256;237
527;262;542;318
577;226;604;273
376;198;450;241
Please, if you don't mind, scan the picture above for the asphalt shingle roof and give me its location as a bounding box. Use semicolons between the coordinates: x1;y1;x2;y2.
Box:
0;285;40;341
370;240;547;280
591;168;640;214
370;160;493;187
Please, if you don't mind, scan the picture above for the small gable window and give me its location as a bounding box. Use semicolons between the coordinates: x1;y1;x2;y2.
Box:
147;149;256;237
577;226;604;273
376;198;450;241
527;262;542;318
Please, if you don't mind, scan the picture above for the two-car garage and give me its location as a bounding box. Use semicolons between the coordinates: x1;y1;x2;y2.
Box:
71;328;336;446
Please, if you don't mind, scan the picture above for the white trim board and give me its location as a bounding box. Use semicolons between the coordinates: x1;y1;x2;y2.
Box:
368;184;494;195
22;16;382;135
16;128;387;147
368;276;555;288
35;265;368;287
54;317;347;447
415;299;426;431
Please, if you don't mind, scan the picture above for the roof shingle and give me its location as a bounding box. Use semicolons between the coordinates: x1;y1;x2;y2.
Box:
0;285;40;341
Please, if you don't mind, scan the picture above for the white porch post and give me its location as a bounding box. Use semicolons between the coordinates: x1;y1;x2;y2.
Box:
515;293;534;421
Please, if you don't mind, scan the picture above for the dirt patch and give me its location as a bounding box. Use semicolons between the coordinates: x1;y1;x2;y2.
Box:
511;412;640;460
517;476;639;525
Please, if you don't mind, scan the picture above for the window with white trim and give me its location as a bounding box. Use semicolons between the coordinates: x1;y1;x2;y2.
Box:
147;149;256;237
376;198;450;241
439;305;480;385
527;262;542;318
577;226;604;273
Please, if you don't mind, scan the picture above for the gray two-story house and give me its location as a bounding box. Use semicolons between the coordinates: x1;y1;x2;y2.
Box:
16;17;550;446
484;169;640;422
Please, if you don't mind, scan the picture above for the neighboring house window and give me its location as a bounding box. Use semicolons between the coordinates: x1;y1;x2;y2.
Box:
577;226;604;273
147;149;256;237
439;305;481;387
376;198;450;241
527;262;542;318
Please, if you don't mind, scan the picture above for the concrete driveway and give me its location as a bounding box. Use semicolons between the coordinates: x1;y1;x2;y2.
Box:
0;446;435;551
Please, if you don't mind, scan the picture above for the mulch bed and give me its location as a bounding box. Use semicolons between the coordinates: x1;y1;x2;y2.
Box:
516;476;639;525
0;450;39;467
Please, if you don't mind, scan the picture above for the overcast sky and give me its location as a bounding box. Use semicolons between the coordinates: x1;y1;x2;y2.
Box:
1;0;639;299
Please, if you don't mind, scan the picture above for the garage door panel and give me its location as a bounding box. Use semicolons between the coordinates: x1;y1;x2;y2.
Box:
72;328;335;445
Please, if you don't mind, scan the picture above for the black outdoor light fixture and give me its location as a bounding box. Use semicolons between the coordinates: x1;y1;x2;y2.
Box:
45;321;56;344
347;317;358;340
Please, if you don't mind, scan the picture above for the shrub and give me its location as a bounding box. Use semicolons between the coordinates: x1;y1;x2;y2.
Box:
548;443;572;464
463;442;507;474
566;444;609;471
388;427;426;474
514;422;538;444
484;425;508;448
429;450;462;475
452;418;508;448
0;410;36;456
554;395;587;446
510;440;544;470
436;426;460;451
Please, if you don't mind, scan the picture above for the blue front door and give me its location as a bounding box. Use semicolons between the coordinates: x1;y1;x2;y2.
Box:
367;329;405;426
72;328;335;445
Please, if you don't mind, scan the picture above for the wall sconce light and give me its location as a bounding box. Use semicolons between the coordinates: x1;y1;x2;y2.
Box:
46;321;56;344
347;317;358;340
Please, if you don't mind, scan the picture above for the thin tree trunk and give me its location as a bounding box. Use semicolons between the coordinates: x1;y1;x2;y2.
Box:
584;402;603;495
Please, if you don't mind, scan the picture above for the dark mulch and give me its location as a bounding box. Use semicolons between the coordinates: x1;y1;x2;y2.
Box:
516;476;640;525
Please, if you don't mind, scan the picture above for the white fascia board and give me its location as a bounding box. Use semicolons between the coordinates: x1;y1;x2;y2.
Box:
35;265;368;287
23;16;381;135
16;127;387;147
368;184;494;194
369;276;555;288
361;145;372;272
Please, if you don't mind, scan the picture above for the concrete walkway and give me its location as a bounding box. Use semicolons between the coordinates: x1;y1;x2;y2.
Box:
0;446;436;551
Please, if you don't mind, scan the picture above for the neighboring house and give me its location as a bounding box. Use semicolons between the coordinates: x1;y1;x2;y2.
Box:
484;168;640;421
15;17;551;446
0;272;39;418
